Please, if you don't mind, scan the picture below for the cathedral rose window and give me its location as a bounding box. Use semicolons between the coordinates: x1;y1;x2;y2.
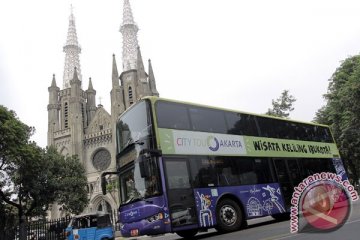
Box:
92;149;111;171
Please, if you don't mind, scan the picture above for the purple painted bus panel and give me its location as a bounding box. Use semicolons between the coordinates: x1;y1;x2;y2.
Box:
194;183;286;227
119;195;171;237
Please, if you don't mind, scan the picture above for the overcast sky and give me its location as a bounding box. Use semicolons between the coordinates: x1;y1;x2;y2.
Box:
1;0;360;148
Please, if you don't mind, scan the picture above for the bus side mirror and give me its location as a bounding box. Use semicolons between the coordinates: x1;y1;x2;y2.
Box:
100;171;119;195
101;175;108;195
139;155;150;178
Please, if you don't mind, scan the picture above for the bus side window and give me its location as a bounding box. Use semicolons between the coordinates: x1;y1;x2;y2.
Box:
190;157;218;187
217;173;229;185
195;167;215;187
253;158;272;183
217;162;241;186
218;167;232;185
165;161;191;189
156;101;191;130
240;171;258;185
189;107;227;133
225;112;259;136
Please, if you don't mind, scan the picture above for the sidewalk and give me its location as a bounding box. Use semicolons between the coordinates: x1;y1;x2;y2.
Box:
114;232;172;240
115;236;149;240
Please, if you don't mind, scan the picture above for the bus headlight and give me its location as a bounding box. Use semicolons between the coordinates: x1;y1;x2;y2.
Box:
146;212;163;223
130;229;139;237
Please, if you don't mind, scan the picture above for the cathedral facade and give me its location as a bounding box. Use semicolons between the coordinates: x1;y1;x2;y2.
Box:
47;0;159;218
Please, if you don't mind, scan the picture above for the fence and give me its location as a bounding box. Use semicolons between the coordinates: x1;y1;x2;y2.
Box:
27;216;71;240
12;210;120;240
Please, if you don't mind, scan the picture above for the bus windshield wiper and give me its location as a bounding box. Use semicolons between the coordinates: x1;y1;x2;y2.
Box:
125;195;152;205
125;195;142;204
124;193;154;205
127;138;144;147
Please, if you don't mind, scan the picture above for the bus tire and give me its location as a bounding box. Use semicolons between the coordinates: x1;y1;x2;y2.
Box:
176;229;198;239
216;198;243;232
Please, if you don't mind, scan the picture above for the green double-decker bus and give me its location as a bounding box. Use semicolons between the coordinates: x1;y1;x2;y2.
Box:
102;96;346;238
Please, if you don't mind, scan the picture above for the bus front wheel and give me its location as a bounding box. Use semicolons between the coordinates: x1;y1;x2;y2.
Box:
216;198;243;232
176;229;198;239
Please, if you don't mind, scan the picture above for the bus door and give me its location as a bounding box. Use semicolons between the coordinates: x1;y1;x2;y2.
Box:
164;158;197;228
272;158;302;208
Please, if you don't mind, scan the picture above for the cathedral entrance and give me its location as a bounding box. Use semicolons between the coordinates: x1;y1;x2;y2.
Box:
97;199;114;223
97;199;112;213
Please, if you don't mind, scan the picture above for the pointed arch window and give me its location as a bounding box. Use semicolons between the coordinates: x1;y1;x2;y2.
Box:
64;102;69;128
81;103;86;127
97;200;112;214
128;86;133;105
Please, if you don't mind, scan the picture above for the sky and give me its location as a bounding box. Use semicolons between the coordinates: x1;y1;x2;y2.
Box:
1;0;360;148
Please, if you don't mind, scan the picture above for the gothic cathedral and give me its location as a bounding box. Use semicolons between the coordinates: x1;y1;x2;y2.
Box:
47;0;159;218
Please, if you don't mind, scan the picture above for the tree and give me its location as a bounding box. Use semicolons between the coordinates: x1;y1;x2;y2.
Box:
266;90;296;118
0;202;17;240
314;55;360;184
0;105;88;240
49;150;89;214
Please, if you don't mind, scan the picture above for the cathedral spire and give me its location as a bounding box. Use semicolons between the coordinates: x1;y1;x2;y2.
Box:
63;5;82;89
136;46;147;82
88;77;94;90
148;59;159;96
120;0;139;71
112;54;120;87
51;74;57;87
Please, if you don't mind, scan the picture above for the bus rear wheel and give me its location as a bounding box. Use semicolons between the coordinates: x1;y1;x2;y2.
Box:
176;229;198;239
216;198;243;232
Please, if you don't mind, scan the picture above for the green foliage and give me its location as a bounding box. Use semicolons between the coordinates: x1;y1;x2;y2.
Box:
0;105;33;184
314;55;360;182
0;105;88;224
53;152;89;214
0;202;17;239
106;180;118;193
266;90;296;118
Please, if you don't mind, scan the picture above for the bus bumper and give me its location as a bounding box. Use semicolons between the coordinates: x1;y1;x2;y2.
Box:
120;218;170;237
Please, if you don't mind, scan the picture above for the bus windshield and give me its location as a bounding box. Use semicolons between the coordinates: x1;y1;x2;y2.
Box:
119;157;161;204
116;101;152;154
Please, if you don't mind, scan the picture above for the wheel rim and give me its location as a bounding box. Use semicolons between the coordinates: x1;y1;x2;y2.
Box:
219;204;237;226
